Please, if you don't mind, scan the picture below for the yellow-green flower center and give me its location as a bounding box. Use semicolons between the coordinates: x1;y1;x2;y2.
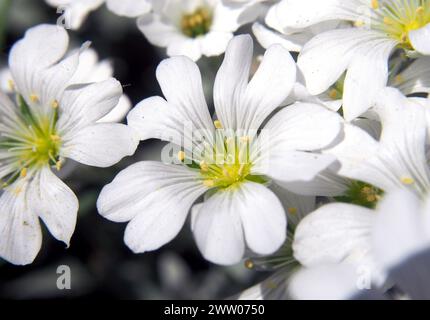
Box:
0;95;61;187
181;7;212;38
179;125;267;190
335;180;384;209
371;0;430;49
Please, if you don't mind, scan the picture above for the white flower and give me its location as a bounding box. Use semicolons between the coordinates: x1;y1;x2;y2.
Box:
289;189;430;300
262;0;430;120
2;47;131;123
46;0;152;29
0;24;139;265
97;35;343;266
137;0;262;61
325;87;430;197
68;48;132;123
292;87;430;286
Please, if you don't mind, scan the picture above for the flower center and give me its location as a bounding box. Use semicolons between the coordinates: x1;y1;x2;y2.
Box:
371;0;430;49
181;7;212;38
0;95;61;187
178;124;267;189
335;180;383;209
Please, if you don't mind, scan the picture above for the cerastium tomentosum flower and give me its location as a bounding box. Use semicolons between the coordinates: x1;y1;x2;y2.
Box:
137;0;263;61
97;35;343;265
262;0;430;120
0;24;139;265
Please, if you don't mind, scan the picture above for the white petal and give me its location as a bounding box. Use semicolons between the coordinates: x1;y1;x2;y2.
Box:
213;34;253;130
167;38;203;62
98;161;206;224
372;190;428;270
98;95;131;123
200;31;233;57
298;29;385;95
46;0;103;29
409;23;430;55
63;123;139;167
0;182;42;265
236;182;287;255
255;151;336;183
289;265;360;300
9;24;69;107
156;56;213;130
277;164;350;197
58;78;123;137
137;14;184;48
69;48;113;84
191;192;245;265
260;102;342;152
119;164;208;253
293;203;374;267
28;167;78;246
342;39;396;121
273;0;364;30
240;44;296;131
252;22;310;52
106;0;152;17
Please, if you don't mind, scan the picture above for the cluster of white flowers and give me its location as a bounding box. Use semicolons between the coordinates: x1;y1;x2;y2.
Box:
2;0;430;300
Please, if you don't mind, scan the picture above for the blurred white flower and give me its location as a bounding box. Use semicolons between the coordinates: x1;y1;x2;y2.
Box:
137;0;262;61
46;0;152;29
0;24;139;265
290;189;430;300
97;35;343;266
258;0;430;121
325;87;430;197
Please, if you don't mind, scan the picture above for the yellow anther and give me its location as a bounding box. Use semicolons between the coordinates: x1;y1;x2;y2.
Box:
203;179;215;187
51;100;59;109
55;160;62;171
12;186;23;195
30;93;39;103
214;120;222;129
394;74;404;85
244;259;254;269
200;160;209;172
400;32;408;43
177;150;186;162
20;168;27;178
329;89;339;99
288;207;298;215
383;17;393;25
366;195;377;202
354;20;365;27
401;176;415;185
416;6;425;15
50;135;61;142
371;0;379;10
7;79;15;92
240;136;250;143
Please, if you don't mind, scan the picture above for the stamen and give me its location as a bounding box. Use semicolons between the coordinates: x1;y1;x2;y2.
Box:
177;150;185;162
51;100;59;109
30;94;39;103
401;176;415;185
203;179;215;187
214;120;222;129
7;79;15;92
20;168;27;178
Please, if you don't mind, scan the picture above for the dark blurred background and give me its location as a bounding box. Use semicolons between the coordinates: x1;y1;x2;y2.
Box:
0;0;263;299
